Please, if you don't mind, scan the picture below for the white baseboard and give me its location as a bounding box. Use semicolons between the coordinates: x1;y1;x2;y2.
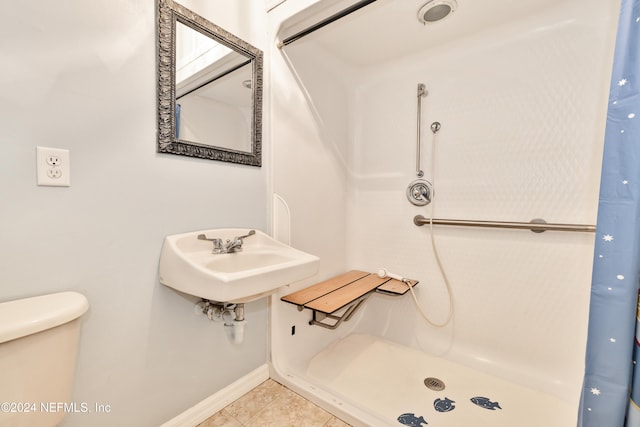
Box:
160;364;270;427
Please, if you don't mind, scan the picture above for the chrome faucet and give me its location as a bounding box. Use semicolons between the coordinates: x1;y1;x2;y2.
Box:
198;230;256;254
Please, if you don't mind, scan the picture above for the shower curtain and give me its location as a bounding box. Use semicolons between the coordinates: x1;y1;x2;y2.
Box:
579;0;640;426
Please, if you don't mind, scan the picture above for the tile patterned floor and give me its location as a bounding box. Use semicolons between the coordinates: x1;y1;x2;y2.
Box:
196;379;351;427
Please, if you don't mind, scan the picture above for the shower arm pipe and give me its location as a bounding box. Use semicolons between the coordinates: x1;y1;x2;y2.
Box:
413;215;596;233
416;83;427;178
277;0;378;48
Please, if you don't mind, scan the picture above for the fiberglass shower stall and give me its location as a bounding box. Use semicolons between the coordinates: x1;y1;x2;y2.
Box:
268;0;621;425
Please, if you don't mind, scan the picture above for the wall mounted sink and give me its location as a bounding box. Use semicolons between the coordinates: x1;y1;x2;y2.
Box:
158;228;319;303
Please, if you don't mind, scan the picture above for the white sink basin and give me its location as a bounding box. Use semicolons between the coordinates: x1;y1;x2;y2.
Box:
158;228;319;303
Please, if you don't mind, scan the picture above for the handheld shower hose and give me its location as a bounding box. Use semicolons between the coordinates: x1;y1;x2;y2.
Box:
420;123;454;327
379;122;454;328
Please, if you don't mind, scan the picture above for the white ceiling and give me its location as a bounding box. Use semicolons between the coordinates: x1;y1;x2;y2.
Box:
279;0;571;68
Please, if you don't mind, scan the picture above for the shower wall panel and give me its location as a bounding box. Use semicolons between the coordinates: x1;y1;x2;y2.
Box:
269;37;359;372
344;0;618;403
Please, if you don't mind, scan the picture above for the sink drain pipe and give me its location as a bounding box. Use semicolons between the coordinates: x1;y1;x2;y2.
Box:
225;304;246;345
195;300;247;344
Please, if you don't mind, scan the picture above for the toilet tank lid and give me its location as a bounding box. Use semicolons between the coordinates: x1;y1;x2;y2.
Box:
0;292;89;344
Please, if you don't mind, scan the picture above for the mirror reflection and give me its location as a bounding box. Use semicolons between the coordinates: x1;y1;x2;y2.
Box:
176;22;253;152
157;0;262;166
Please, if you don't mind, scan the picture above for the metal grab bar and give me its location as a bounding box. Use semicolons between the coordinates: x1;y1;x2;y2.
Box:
413;215;596;233
416;83;427;178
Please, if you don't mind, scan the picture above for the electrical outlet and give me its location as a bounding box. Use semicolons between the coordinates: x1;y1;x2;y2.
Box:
46;155;61;166
37;147;70;187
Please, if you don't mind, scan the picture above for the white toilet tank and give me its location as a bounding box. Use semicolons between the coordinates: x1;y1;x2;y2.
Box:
0;292;89;427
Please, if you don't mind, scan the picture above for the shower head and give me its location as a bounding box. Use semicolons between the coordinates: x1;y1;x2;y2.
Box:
417;0;457;25
377;268;407;282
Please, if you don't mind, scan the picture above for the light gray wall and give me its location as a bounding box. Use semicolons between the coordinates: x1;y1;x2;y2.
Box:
0;1;268;426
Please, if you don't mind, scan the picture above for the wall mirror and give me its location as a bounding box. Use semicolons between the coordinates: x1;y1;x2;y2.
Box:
157;0;263;166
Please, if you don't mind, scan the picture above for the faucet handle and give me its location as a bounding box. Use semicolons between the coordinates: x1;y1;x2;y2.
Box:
236;230;256;240
222;230;256;253
197;234;217;242
197;234;224;253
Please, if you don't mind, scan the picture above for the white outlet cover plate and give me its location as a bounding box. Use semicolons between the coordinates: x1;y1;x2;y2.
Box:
37;146;70;187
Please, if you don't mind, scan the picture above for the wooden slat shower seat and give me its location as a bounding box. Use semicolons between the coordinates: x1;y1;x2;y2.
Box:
280;270;418;329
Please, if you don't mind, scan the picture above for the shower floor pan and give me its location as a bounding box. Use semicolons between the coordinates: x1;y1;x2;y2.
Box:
305;334;576;426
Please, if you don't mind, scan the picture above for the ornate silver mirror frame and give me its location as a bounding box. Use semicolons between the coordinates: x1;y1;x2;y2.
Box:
157;0;263;166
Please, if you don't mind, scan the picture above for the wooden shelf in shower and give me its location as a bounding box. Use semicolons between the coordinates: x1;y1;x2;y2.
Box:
280;270;418;329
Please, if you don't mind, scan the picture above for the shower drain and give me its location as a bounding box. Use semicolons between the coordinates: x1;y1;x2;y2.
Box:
424;377;445;391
